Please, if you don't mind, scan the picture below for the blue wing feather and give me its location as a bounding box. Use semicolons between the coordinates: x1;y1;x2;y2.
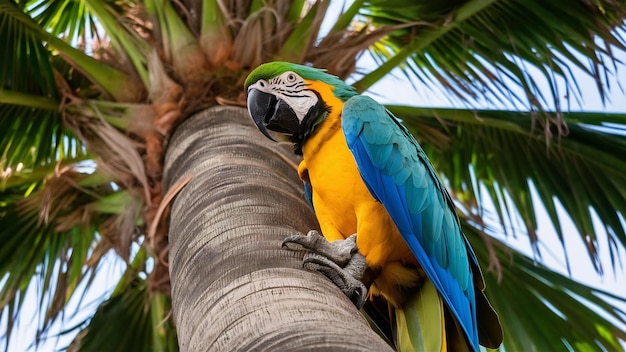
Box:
303;180;314;208
342;95;479;350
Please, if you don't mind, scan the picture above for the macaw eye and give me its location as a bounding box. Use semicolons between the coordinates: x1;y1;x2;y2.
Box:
286;73;297;83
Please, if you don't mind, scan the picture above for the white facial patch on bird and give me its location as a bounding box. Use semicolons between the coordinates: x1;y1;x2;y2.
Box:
248;71;319;122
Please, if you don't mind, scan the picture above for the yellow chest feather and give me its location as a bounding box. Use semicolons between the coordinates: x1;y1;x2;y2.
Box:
299;87;366;240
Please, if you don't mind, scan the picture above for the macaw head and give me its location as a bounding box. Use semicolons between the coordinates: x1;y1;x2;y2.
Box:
245;62;356;149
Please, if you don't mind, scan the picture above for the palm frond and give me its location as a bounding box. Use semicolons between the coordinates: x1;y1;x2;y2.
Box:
22;0;102;46
278;0;329;63
0;103;63;169
0;49;91;172
0;0;64;168
0;1;57;96
80;0;151;87
355;0;626;114
462;218;626;351
68;282;177;352
388;105;626;272
1;0;140;101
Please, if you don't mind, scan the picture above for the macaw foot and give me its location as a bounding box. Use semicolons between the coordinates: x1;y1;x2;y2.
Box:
282;230;368;309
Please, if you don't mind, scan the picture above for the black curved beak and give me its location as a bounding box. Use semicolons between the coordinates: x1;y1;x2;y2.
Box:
247;88;300;141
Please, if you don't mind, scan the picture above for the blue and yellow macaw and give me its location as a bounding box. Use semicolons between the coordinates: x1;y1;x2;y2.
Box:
245;62;502;351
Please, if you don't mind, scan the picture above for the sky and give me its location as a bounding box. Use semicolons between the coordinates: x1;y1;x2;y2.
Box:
2;1;626;351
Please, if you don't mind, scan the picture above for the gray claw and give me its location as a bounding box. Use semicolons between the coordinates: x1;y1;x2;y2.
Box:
303;252;368;309
282;230;356;266
283;230;369;309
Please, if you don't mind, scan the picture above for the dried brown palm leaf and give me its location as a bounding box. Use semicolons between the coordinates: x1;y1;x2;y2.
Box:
231;10;270;68
17;166;86;226
231;2;300;68
148;51;182;103
147;51;184;135
310;23;419;78
66;111;151;204
70;100;158;141
99;124;150;201
126;104;160;138
173;42;210;89
124;4;155;42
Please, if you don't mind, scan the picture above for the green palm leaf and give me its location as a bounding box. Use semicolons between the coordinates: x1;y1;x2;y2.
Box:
0;1;57;96
68;280;177;351
356;0;626;112
0;0;136;101
24;0;101;44
462;217;626;351
0;0;62;168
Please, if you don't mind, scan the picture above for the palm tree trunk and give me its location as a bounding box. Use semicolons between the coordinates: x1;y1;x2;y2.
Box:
164;106;393;351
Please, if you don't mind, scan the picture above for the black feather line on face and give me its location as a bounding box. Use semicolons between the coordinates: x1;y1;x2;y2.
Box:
290;97;329;155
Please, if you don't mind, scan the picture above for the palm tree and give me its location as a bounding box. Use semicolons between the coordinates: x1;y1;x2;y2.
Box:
1;0;625;350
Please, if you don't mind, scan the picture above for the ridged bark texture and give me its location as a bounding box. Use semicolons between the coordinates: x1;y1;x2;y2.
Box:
164;106;392;351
